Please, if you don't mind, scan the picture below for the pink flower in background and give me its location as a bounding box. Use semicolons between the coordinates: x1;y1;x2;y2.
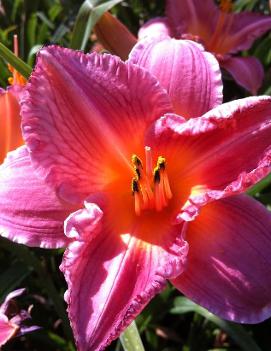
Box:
1;43;271;350
0;288;39;347
139;0;271;94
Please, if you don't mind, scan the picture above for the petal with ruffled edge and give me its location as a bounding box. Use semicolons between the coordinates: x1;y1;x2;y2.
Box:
21;46;172;205
0;146;77;248
60;201;188;351
147;96;271;221
220;12;271;54
221;56;264;95
172;195;271;323
129;37;222;119
94;12;137;60
166;0;218;42
0;313;18;347
138;17;173;39
0;90;23;163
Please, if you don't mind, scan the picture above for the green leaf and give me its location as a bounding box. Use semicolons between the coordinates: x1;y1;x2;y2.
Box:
247;173;271;196
120;321;145;351
70;0;123;51
0;42;32;79
27;13;38;49
27;44;42;66
171;297;262;351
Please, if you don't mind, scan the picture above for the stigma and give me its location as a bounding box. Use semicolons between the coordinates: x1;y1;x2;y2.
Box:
131;147;172;216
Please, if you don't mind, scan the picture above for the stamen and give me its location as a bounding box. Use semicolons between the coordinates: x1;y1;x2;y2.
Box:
157;156;166;170
131;178;141;216
132;155;143;168
140;177;154;203
153;166;160;184
130;149;172;215
161;172;173;199
157;156;173;200
153;167;164;211
135;167;141;179
134;192;141;216
131;177;139;193
154;182;163;212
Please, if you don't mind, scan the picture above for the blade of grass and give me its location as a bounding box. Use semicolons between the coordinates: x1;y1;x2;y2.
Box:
70;0;122;51
0;42;32;78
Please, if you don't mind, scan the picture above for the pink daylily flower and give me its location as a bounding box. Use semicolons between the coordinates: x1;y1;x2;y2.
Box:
139;0;271;94
0;38;220;246
0;43;271;351
0;288;40;347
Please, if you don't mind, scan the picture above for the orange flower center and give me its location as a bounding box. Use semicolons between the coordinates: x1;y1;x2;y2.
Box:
131;147;173;216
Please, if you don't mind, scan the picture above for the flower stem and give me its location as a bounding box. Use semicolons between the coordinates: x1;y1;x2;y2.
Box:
120;320;145;351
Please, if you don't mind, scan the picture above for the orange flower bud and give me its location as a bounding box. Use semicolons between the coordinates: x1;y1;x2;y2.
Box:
94;12;137;60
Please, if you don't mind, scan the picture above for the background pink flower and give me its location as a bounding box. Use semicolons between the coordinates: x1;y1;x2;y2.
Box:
139;0;271;94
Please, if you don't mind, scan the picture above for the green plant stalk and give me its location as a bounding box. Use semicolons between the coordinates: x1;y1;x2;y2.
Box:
0;42;32;79
247;173;271;196
120;320;145;351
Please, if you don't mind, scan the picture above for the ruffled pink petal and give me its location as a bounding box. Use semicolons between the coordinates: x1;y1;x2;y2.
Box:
60;201;188;351
21;46;172;204
138;17;173;39
129;37;222;119
0;146;77;248
220;56;264;94
147;96;271;221
172;195;271;323
0;313;18;347
166;0;218;42
222;12;271;54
